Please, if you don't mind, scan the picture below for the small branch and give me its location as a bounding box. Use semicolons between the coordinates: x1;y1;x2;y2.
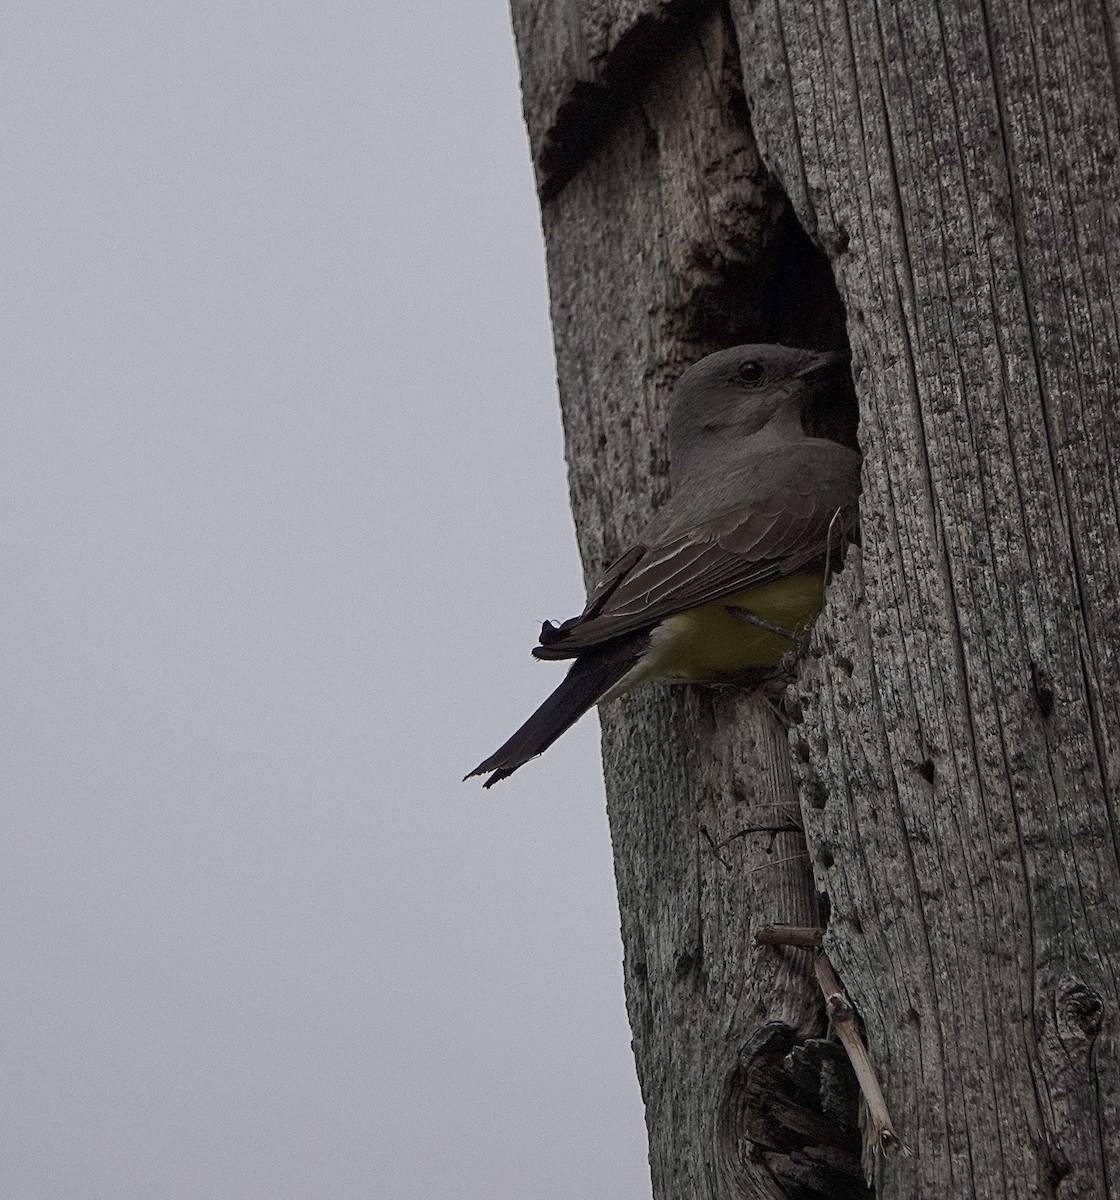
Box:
824;504;843;583
755;923;824;949
699;824;731;868
727;606;800;642
717;822;803;849
701;822;803;869
749;850;809;875
755;924;911;1177
814;953;911;1178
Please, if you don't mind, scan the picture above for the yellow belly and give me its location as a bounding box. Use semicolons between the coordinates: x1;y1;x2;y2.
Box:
651;572;825;679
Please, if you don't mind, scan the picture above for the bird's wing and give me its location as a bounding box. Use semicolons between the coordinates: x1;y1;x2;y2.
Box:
535;477;854;657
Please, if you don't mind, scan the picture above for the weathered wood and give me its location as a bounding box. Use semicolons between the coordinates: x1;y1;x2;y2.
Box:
509;0;1120;1194
511;0;717;198
729;0;1120;1195
515;7;866;1197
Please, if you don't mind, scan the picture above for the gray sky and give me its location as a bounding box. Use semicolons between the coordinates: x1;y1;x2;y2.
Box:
3;2;651;1196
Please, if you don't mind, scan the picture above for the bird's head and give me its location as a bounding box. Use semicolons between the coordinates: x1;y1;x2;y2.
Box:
667;343;850;476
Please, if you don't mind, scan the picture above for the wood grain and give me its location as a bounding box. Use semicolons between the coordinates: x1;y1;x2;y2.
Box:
508;0;1120;1195
513;6;864;1196
731;0;1120;1193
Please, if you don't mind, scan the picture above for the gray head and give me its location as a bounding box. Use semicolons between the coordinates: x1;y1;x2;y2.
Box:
668;343;850;479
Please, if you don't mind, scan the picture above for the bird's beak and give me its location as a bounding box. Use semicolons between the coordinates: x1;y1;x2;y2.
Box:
797;348;851;383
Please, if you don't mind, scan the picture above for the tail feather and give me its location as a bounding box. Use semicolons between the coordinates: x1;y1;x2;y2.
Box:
467;633;648;787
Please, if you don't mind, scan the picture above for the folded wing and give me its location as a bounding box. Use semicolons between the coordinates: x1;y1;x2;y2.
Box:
535;479;855;659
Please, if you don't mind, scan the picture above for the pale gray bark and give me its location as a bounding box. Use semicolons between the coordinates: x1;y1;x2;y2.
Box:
507;1;1120;1197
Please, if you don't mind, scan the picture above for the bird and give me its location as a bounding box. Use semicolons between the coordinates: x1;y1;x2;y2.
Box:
467;343;861;787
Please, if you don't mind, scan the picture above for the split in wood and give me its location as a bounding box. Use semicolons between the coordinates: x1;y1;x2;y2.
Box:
755;923;911;1177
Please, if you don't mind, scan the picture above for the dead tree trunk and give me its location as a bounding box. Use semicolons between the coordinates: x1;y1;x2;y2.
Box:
508;1;1120;1196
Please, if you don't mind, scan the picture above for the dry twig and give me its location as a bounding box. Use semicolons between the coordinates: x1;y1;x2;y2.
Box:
755;923;911;1178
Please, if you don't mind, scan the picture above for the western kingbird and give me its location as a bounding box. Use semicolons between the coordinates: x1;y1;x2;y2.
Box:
468;343;860;787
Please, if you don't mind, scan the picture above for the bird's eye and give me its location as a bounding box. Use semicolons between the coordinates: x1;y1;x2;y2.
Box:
736;360;764;385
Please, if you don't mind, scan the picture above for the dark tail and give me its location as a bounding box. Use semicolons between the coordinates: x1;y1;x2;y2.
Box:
466;633;648;787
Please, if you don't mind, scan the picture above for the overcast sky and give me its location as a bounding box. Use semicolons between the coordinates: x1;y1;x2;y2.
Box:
3;3;651;1196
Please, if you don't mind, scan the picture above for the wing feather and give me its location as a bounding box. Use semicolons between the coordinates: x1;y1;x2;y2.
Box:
533;478;855;659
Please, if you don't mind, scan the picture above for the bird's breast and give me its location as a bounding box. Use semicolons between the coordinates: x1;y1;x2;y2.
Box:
649;572;826;680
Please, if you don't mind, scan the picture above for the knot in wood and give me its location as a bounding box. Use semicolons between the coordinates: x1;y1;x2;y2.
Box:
1055;975;1105;1042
